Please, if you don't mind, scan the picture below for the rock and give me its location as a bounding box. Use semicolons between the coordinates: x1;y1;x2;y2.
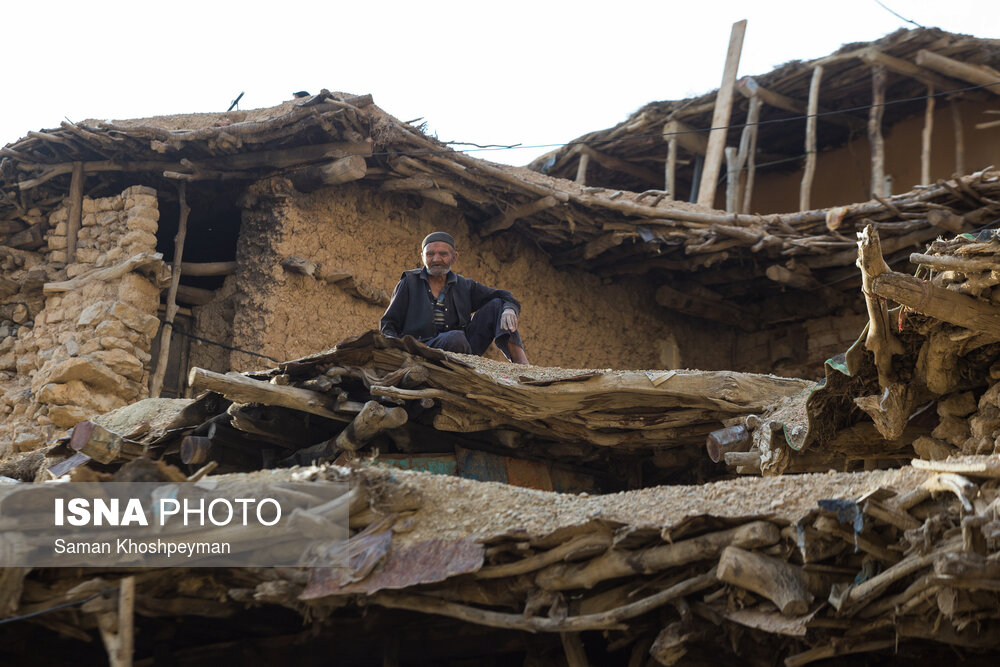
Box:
35;357;143;398
119;230;157;250
37;381;126;414
110;301;161;338
81;198;97;214
75;248;100;264
0;352;15;371
46;235;67;250
117;273;159;311
932;416;971;448
94;319;129;339
97;211;119;227
47;404;92;429
91;349;145;381
49;250;67;263
912;436;954;461
77;301;110;327
13;430;44;451
125;209;159;234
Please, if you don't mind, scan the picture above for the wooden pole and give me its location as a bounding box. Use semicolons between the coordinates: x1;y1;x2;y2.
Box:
724;146;739;212
118;577;135;667
740;94;761;213
560;632;590;667
915;50;1000;97
150;182;190;398
697;19;747;208
665;137;677;201
921;85;935;185
66;161;84;264
868;66;887;198
800;65;823;211
575;151;590;185
951;100;966;176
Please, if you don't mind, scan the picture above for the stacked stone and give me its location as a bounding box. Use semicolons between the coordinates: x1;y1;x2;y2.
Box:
0;186;162;455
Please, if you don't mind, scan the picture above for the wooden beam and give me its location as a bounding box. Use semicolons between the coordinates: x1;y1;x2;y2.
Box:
175;284;216;306
873;270;1000;334
698;19;747;208
579;145;663;187
921;85;935;185
179;261;237;277
67;162;84;264
868;66;887;198
480;195;560;236
5;221;46;250
188;367;350;421
739;94;761;213
663;119;709;156
575;151;589;185
800;66;823;211
737;77;862;131
288;155;368;193
44;253;166;294
915;50;1000;97
951;101;966;175
858;48;959;91
150;182;189;398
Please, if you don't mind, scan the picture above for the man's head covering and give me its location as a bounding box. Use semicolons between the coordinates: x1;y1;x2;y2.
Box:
422;231;456;249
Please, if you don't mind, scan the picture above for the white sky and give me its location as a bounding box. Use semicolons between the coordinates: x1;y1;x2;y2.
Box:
3;1;996;167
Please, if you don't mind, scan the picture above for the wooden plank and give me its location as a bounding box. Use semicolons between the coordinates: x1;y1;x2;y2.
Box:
698;19;747;208
869;65;887;197
915;50;1000;97
921;85;935;185
66;162;84;264
800;66;823;211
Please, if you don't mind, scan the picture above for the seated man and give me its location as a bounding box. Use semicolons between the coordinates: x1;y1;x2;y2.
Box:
380;232;529;364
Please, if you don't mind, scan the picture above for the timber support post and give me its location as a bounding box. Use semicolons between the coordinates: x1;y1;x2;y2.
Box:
150;182;190;398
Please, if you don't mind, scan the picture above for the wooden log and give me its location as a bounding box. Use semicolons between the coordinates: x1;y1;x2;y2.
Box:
856;225;904;388
738;94;761;214
289;155;368;193
150;182;189;398
188;367;349;421
921;85;935;185
579;145;663;188
480;195;560;236
911;457;1000;478
6;221;45;250
371;570;718;633
575;151;590;185
67;162;84;264
535;521;777;591
335;400;408;452
717;546;812;615
800;66;823;211
175;284;216;306
858;48;958;92
44;253;166;294
725;147;739;213
915;50;1000;97
179;261;237;277
560;632;589;667
908;252;999;272
698;19;746;208
665;137;677;200
118;577;135;667
872;270;1000;334
662;119;708;156
476;532;613;580
951;101;966;175
868;66;887;198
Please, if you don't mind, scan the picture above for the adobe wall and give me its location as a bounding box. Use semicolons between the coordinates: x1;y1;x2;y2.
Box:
229;179;734;372
0;187;161;455
750;98;1000;213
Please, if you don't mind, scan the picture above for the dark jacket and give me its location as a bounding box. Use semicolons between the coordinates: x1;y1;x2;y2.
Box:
380;268;520;340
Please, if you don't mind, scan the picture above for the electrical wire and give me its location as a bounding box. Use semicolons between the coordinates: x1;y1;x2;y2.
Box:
0;586;120;626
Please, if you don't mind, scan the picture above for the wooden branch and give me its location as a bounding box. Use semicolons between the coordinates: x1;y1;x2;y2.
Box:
869;66;887;198
871;270;1000;334
698;19;746;208
800;66;823;211
717;546;812;615
188;367;349;421
579;145;663;187
476;532;613;580
915;50;1000;97
560;633;589;667
856;225;904;387
951;101;966;175
44;253;166;294
288;155;368;193
908;252;999;272
665;137;678;200
67;162;83;264
371;570;717;633
481;196;559;236
858;48;958;92
335;400;408;451
150;182;189;398
921;85;935;185
739;94;761;214
118;577;135;667
911;458;1000;478
535;521;777;591
179;261;237;277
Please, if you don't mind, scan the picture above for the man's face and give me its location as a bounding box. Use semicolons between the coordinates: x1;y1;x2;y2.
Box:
423;241;456;276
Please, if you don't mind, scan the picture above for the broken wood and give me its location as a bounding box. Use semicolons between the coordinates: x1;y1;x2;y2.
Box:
335;400;408;452
717;546;813;615
188;367;349;421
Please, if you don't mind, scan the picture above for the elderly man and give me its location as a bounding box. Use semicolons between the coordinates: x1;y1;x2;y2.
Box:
380;232;529;364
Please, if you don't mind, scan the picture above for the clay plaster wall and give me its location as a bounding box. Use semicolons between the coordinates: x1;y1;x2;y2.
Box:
229;180;733;372
749;99;1000;214
734;312;869;379
0;187;161;454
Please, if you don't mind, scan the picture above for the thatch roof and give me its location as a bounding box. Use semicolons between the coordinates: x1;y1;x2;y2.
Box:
528;28;1000;194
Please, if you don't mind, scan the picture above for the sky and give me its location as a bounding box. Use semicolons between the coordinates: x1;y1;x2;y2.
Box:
3;1;997;167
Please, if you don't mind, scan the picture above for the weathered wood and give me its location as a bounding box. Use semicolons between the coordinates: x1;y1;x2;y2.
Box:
736;76;860;131
800;66;823;211
535;521;777;591
872;270;1000;334
289;155;368;193
662;119;709;156
6;221;46;249
915;50;1000;97
868;66;887;198
335;400;408;452
67;162;84;264
717;546;812;615
44;253;166;294
725;147;739;213
579;145;663;188
665;137;678;200
560;632;589;667
857;225;904;387
951;101;966;175
179;261;237;277
175;284;216;306
908;252;999;272
574;151;590;185
476;532;613;580
858;48;958;92
118;577;135;667
150;182;189;398
738;94;761;213
921;86;935;185
188;367;349;421
698;19;746;208
481;196;560;236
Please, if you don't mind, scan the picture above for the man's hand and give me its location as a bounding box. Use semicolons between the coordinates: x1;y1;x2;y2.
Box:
501;308;518;332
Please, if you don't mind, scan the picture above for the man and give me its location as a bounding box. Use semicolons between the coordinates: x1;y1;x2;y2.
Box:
380;232;529;364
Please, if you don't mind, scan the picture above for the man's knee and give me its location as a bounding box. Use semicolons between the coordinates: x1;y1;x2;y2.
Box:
430;330;472;354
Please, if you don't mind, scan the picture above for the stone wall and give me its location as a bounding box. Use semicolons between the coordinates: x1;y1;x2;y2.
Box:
0;186;161;455
227;179;734;372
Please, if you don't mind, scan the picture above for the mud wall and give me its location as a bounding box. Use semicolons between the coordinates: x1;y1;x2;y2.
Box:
735;311;869;379
749;99;1000;214
0;187;161;454
229;179;734;372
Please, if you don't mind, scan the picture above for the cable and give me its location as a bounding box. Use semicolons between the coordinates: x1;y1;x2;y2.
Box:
874;0;924;28
162;321;282;364
0;586;119;626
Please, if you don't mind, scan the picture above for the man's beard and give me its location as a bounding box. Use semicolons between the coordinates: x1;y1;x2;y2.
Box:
426;263;450;276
